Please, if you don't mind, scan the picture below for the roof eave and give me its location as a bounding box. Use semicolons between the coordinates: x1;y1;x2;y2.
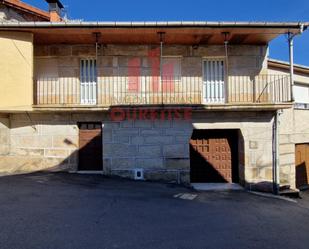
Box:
0;21;306;30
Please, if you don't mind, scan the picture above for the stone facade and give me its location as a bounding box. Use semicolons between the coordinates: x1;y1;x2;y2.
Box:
0;43;302;188
0;111;276;187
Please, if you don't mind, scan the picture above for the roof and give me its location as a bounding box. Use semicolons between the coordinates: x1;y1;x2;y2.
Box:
268;58;309;75
1;0;50;21
0;21;307;45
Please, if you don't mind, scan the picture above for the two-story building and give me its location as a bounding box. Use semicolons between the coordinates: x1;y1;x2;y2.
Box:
0;1;308;193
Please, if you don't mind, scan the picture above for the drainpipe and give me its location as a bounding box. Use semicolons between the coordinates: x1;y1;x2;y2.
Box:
288;33;295;102
272;110;280;195
288;24;305;102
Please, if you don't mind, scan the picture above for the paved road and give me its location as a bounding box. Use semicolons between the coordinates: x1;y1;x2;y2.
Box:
0;173;308;249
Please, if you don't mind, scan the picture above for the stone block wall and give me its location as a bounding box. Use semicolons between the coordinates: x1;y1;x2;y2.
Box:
0;111;276;187
0;113;80;175
102;118;192;183
104;111;275;186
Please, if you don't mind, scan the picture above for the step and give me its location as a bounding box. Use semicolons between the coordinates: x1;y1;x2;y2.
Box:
279;188;301;198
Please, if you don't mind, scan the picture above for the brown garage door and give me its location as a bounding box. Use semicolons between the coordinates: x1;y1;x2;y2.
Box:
78;122;103;171
190;130;238;183
295;144;309;189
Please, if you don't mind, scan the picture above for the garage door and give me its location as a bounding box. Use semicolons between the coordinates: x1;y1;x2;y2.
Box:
190;130;238;183
295;144;309;189
78;122;103;171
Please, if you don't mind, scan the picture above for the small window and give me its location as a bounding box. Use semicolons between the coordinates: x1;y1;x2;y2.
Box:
78;123;101;130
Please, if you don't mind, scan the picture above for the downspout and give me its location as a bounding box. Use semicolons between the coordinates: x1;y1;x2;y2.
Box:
288;24;305;101
272;110;280;195
288;33;295;102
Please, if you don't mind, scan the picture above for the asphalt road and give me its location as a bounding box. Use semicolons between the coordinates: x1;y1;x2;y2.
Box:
0;173;308;249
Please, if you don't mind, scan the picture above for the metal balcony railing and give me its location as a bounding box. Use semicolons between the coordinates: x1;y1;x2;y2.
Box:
34;74;291;107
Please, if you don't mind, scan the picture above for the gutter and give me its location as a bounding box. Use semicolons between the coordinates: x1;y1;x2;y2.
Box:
0;21;307;30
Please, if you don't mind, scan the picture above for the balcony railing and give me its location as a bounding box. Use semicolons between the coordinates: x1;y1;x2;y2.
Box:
34;74;291;107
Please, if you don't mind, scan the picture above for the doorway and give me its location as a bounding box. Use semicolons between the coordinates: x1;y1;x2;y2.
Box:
78;122;103;171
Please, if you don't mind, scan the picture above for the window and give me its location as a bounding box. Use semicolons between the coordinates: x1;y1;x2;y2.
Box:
162;57;181;92
294;83;309;105
80;59;97;105
203;59;225;103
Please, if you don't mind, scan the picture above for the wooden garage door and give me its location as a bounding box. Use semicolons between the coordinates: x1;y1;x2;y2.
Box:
295;144;309;189
78;123;103;171
190;130;238;183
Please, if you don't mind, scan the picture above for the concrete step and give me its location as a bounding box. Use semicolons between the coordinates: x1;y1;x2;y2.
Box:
279;188;301;198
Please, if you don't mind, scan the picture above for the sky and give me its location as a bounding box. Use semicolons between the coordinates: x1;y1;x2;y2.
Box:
27;0;309;65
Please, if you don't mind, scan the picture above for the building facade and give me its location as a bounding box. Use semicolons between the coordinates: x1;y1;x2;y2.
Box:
268;59;309;189
0;20;308;191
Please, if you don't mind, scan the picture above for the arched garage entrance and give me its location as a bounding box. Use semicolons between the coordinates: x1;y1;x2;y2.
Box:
190;129;241;183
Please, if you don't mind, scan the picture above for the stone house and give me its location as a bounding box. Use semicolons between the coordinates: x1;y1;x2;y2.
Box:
0;0;308;193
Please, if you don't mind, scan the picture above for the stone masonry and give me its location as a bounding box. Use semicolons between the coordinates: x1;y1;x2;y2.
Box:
0;111;276;187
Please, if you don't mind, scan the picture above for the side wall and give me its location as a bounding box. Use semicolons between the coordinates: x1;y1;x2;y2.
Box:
269;67;309;188
0;31;33;111
279;108;309;188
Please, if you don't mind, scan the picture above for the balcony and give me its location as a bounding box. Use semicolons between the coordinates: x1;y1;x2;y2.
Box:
33;74;291;109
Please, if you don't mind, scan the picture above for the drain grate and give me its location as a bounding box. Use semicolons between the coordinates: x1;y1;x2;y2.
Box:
174;193;197;200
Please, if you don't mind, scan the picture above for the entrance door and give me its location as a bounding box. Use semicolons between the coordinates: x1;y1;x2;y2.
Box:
190;130;238;183
295;144;309;189
78;122;103;171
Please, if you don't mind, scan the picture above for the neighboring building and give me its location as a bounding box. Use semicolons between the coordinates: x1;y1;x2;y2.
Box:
268;59;309;190
0;0;63;22
0;2;308;192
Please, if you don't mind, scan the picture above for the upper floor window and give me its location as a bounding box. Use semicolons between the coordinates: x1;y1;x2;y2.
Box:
294;82;309;109
203;59;225;103
162;57;181;92
80;59;97;105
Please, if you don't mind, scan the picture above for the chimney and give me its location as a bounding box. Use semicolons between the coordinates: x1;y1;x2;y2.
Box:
45;0;64;22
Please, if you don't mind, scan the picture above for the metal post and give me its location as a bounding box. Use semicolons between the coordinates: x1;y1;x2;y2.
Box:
160;40;163;105
288;33;294;102
223;32;229;103
93;32;101;105
158;32;165;105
